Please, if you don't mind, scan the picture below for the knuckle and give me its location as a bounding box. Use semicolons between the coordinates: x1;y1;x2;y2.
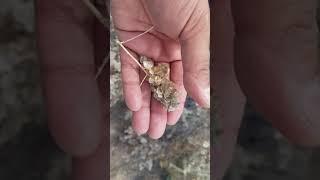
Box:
185;60;210;76
180;2;210;41
121;61;138;71
184;63;210;83
122;79;140;86
40;63;94;77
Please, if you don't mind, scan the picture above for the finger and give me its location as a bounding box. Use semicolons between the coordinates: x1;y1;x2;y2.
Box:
148;98;168;139
119;48;142;111
148;62;169;139
71;141;106;180
36;0;101;156
180;1;211;108
212;0;246;179
132;69;151;135
232;0;320;146
167;61;187;125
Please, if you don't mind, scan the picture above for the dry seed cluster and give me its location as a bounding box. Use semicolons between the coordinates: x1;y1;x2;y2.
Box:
140;56;180;111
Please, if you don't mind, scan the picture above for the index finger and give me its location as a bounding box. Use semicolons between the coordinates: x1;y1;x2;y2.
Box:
119;48;142;111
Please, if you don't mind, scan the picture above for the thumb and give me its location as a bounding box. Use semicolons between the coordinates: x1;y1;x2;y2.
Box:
180;10;210;108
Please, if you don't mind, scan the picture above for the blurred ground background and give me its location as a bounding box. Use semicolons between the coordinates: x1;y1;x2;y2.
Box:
0;0;69;179
224;104;320;180
0;0;320;180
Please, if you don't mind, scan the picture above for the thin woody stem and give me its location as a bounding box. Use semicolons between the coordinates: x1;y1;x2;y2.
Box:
116;40;148;74
140;74;147;86
81;0;109;28
121;26;154;44
82;0;110;80
95;53;109;80
116;26;155;85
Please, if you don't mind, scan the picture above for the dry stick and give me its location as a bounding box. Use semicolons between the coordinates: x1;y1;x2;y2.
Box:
140;74;147;86
95;53;109;80
81;0;110;80
81;0;109;28
116;40;148;74
117;26;155;86
121;26;154;44
83;0;154;84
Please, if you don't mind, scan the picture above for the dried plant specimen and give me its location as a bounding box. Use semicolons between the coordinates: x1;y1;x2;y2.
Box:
82;0;180;111
112;27;180;112
140;57;180;111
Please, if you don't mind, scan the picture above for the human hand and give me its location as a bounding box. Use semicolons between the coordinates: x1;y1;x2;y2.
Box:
213;0;320;179
36;0;107;179
111;0;210;139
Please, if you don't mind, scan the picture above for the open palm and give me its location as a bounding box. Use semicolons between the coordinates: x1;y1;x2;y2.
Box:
111;0;210;139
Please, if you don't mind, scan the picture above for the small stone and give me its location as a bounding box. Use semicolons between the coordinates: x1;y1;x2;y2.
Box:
124;126;134;135
142;60;154;69
166;132;173;139
146;159;153;171
139;137;148;144
203;141;210;148
138;163;145;171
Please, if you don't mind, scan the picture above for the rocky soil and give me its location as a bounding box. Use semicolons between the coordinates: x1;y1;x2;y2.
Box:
224;104;320;180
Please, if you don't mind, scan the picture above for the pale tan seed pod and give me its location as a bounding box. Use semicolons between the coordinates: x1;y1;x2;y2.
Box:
141;57;180;111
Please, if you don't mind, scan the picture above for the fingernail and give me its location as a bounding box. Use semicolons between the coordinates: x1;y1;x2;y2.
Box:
203;87;210;108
